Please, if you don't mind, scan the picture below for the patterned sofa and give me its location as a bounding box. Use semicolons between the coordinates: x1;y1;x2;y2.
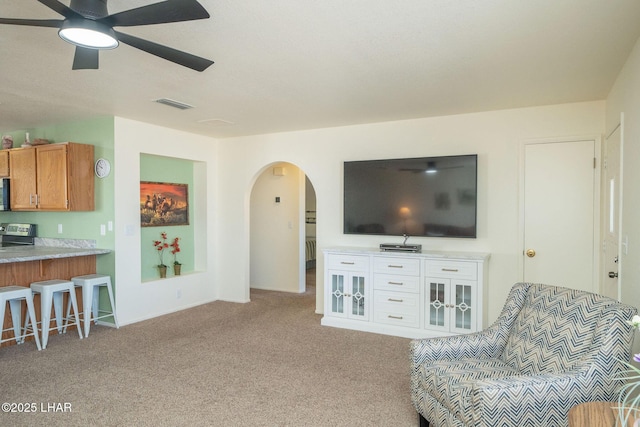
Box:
410;282;637;427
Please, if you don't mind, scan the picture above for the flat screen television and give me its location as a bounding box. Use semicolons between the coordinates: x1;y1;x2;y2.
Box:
343;155;477;238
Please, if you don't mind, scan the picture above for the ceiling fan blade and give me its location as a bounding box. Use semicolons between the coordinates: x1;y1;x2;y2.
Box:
114;31;213;72
0;18;63;28
101;0;210;27
37;0;82;19
72;46;99;70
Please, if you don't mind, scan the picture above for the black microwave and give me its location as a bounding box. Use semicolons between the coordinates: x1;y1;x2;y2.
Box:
0;179;9;211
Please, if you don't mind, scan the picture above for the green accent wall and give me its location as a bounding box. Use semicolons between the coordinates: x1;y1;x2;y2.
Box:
0;116;115;276
140;154;195;281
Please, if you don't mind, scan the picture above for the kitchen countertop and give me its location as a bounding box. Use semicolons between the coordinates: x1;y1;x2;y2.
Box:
0;245;111;264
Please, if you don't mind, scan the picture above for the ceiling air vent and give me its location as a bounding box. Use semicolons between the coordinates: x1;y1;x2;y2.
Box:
153;98;194;110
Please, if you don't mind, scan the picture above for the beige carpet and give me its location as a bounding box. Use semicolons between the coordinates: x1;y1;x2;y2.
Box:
1;281;417;426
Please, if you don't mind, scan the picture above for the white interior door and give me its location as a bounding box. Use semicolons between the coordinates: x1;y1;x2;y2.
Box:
602;124;622;300
522;139;598;292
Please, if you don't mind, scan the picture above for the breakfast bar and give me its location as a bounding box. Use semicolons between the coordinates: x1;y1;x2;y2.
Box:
0;245;110;264
0;244;111;348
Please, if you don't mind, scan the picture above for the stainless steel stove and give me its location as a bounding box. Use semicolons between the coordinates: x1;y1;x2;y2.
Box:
0;223;37;246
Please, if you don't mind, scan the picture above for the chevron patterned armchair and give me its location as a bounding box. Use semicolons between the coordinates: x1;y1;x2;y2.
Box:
410;282;637;427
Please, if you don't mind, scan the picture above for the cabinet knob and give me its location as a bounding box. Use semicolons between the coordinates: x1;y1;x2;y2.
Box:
526;249;536;258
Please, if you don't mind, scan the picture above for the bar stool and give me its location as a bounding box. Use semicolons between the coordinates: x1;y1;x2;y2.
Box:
27;279;83;349
0;286;41;350
68;274;119;338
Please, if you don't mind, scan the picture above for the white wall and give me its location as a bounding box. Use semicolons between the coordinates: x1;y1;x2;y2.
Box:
606;38;640;320
106;46;639;332
215;101;605;322
113;117;219;325
250;162;304;293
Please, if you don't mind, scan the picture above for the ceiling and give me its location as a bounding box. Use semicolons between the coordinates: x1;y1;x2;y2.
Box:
1;0;640;139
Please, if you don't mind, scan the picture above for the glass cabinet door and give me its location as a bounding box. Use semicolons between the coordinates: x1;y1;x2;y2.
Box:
426;279;449;331
350;275;366;319
330;272;345;315
451;280;476;333
328;271;368;320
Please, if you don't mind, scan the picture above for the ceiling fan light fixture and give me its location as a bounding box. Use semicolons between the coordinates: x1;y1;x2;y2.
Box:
59;19;118;50
0;0;213;71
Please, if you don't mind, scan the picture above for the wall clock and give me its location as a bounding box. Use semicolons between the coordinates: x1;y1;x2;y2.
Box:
95;158;111;178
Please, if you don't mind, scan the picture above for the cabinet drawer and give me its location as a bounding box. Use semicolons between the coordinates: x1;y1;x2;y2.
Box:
326;254;369;271
374;274;420;293
374;291;420;328
425;260;477;280
373;256;420;276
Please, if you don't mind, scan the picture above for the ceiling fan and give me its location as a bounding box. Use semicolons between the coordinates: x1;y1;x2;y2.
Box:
0;0;214;71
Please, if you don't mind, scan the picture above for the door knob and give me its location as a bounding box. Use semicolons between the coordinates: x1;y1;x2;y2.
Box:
608;271;618;278
526;249;536;258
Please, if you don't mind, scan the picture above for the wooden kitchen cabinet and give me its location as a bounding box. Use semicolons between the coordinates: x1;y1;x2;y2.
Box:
9;147;37;209
9;142;94;211
0;150;9;177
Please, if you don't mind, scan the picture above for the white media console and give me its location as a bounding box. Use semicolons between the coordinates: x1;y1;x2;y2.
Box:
322;247;490;339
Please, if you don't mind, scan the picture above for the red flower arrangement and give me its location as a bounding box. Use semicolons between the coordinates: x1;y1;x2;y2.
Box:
153;232;170;267
170;237;181;265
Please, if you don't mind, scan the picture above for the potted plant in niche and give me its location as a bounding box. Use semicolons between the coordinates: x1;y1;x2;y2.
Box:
153;232;169;278
170;236;181;275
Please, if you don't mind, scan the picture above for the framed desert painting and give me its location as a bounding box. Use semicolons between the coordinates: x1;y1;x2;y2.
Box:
140;181;189;227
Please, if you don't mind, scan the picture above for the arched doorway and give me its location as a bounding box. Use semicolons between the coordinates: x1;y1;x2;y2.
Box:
304;175;317;294
249;162;318;297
